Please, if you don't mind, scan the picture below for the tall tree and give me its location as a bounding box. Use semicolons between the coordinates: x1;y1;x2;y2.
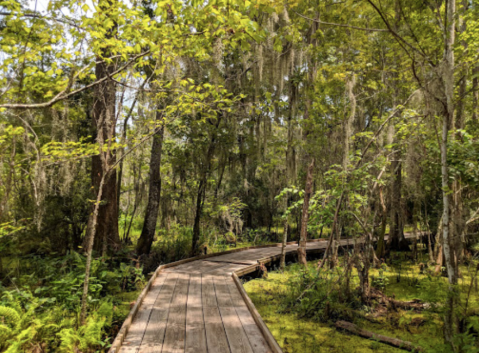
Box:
136;111;164;256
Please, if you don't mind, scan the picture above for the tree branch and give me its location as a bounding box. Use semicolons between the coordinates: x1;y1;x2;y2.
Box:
295;12;388;32
0;51;150;109
365;0;430;61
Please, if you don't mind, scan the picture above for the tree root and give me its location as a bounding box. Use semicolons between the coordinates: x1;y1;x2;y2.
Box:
335;320;424;352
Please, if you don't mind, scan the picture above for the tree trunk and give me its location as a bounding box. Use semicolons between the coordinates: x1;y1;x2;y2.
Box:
86;50;120;255
387;153;409;251
80;171;108;324
192;178;206;255
191;117;220;255
298;158;314;265
280;80;296;265
343;74;356;170
355;249;370;304
116;113;131;213
137;113;164;256
452;2;468;267
331;75;356;264
441;0;458;347
473;65;478;122
280;215;288;271
376;186;387;259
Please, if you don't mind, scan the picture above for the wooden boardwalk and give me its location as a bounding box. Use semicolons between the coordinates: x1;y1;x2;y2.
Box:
110;240;334;353
110;234;420;353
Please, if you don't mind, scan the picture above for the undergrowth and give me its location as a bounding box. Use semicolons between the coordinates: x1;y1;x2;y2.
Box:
244;253;479;353
0;222;280;352
0;251;145;352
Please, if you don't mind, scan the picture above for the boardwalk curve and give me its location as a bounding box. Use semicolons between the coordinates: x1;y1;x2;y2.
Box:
110;235;420;353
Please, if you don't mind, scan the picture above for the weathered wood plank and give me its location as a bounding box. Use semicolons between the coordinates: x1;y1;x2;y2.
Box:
204;306;231;353
171;272;189;306
138;273;179;353
219;306;254;353
225;276;247;308
208;264;247;276
214;276;233;307
162;305;187;353
187;273;202;307
202;275;217;307
118;274;167;353
232;274;282;353
235;307;272;353
185;306;207;353
200;263;232;274
162;273;189;353
185;273;207;352
167;260;230;274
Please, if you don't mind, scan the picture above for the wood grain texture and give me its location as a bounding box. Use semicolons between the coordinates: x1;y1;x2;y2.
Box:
214;276;233;307
204;306;231;353
187;273;202;307
138;273;178;353
232;274;283;353
202;275;218;307
118;274;167;353
235;307;272;353
219;306;253;353
186;306;207;353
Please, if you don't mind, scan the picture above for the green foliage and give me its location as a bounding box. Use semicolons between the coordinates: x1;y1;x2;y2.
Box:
371;263;389;291
57;302;113;352
279;262;361;323
0;306;21;330
0;252;143;352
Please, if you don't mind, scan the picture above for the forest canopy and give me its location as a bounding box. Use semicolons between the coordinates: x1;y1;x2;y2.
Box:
1;0;479;352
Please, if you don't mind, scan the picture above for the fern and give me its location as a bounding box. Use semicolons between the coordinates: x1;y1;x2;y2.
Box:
0;292;23;314
0;324;13;349
57;328;81;352
0;306;21;330
80;318;105;350
57;306;111;352
4;327;37;353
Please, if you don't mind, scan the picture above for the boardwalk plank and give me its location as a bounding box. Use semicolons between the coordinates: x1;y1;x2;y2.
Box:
202;275;217;307
235;307;272;353
204;306;231;353
186;306;207;353
186;274;207;352
214;276;233;307
219;306;254;353
138;273;179;353
171;272;189;305
208;264;246;276
162;305;187;353
115;236;420;353
119;274;167;353
162;273;189;353
187;273;202;307
225;276;247;308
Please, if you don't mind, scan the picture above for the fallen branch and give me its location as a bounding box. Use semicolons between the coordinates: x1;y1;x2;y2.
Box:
370;288;426;311
335;320;423;352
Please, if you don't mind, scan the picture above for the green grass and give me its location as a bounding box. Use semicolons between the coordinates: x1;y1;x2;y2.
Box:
244;271;405;353
244;255;479;353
